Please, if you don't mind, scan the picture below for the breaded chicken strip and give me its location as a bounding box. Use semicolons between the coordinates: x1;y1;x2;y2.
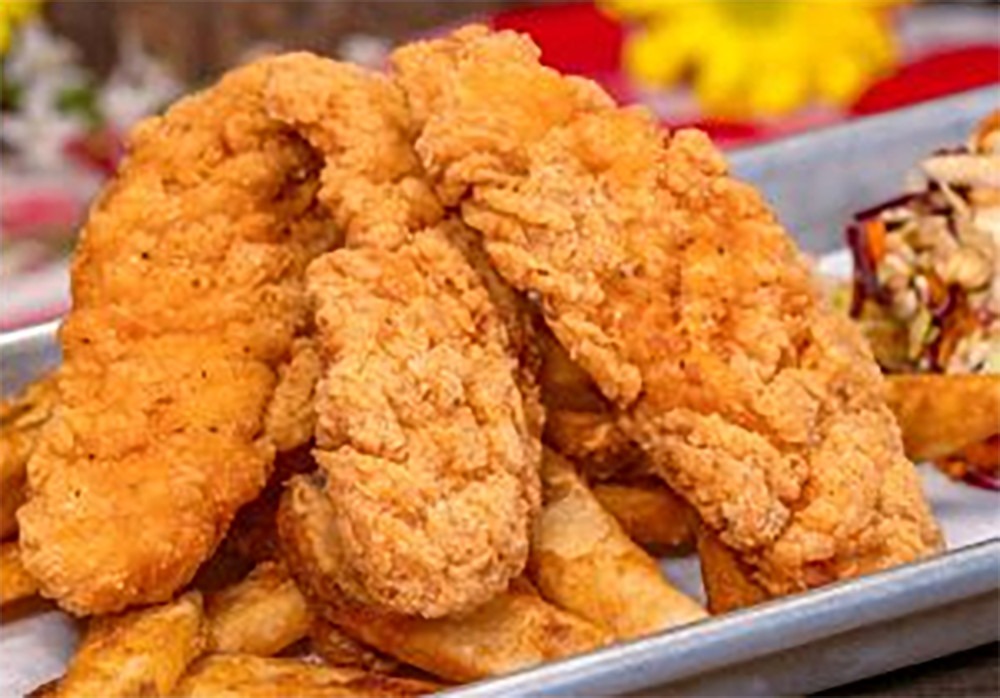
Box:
264;52;442;251
304;222;540;617
393;26;942;603
265;54;542;617
18;58;341;615
278;475;608;682
265;53;542;397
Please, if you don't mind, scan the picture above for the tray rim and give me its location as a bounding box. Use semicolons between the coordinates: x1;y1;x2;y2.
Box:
444;539;1000;697
3;301;998;698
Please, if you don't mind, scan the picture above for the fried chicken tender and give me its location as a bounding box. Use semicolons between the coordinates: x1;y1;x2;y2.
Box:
263;52;442;251
304;223;540;617
18;57;342;615
278;476;609;683
392;26;942;602
264;53;542;617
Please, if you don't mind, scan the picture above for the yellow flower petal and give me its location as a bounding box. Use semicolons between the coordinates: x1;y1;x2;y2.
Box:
694;39;753;116
625;20;699;87
5;1;43;22
601;0;685;19
0;0;43;55
817;53;868;105
614;0;909;117
748;63;810;116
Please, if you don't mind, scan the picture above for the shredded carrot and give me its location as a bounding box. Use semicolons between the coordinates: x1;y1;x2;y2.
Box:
932;296;976;368
925;272;950;314
864;219;887;264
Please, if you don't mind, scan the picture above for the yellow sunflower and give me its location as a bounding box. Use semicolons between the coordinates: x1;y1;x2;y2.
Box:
1;0;43;55
604;0;908;117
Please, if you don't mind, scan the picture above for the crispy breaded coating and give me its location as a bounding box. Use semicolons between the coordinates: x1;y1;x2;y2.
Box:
264;53;542;617
18;57;341;615
0;374;58;540
393;26;942;602
278;476;608;683
305;223;540;617
264;52;442;251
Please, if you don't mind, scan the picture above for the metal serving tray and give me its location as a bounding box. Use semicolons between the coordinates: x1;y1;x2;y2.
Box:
1;87;998;696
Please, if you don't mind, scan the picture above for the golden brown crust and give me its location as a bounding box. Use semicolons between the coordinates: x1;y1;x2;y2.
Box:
265;52;543;619
263;52;443;252
18;57;342;615
0;541;38;606
393;26;943;602
49;592;206;697
278;475;609;683
305;224;540;618
0;375;57;540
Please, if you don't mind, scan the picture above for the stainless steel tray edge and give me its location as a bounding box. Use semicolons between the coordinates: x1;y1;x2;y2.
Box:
445;540;999;697
0;319;61;396
730;86;997;254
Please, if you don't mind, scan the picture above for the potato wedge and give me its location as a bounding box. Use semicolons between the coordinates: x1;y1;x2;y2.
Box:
591;480;695;551
45;591;205;698
885;374;1000;462
697;526;768;614
206;561;312;656
174;655;435;697
0;374;58;539
309;618;399;673
1;541;38;606
278;475;610;683
530;452;705;639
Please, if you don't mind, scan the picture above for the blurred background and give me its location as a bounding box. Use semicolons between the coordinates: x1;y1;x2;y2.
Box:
1;0;998;329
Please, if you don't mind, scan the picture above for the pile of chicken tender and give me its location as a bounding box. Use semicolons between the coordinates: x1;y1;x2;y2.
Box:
0;26;942;697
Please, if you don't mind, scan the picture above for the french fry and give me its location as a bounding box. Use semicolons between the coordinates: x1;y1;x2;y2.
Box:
278;475;611;683
206;561;312;656
1;541;38;605
696;526;768;615
530;452;706;640
0;374;58;540
885;374;1000;462
309;618;399;673
591;480;695;551
174;654;436;697
44;592;206;698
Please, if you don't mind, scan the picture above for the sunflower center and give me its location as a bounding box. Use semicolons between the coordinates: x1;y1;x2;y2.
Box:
716;0;790;28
